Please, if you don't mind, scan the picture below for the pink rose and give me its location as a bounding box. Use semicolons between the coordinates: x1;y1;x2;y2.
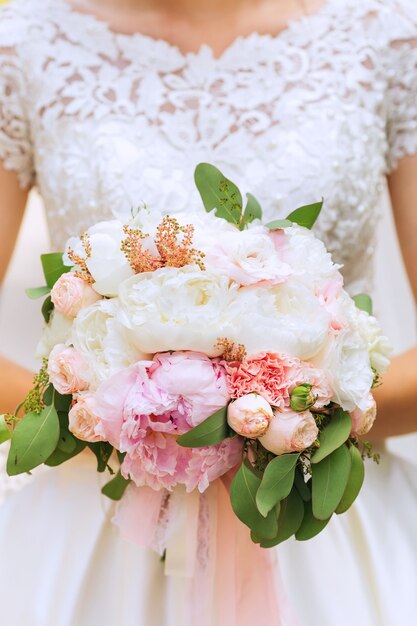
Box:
47;344;90;395
149;352;230;426
351;393;377;436
68;392;104;442
51;273;101;318
259;409;318;455
227;393;273;438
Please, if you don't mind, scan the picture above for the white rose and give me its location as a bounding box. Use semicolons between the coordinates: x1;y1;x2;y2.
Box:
199;225;292;286
118;266;240;356
35;311;73;359
355;310;392;375
313;328;374;412
72;299;148;389
63;220;134;297
231;279;331;359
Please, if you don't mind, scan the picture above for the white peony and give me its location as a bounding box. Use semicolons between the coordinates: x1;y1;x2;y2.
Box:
72;299;148;389
118;266;240;356
231;279;331;359
35;311;73;359
198;224;292;286
313;328;374;412
63;220;134;297
354;310;392;375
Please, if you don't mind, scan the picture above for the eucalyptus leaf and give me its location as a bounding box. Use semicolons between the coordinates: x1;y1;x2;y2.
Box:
7;404;60;475
260;488;304;548
336;445;365;514
352;293;373;316
56;428;77;454
230;460;278;539
87;441;114;473
41;296;54;324
41;252;70;288
295;500;332;541
45;439;86;467
0;416;11;445
243;193;262;225
311;408;352;464
194;163;243;227
312;444;352;520
25;286;51;300
265;219;293;230
102;471;131;501
177;407;229;448
286;200;323;229
256;453;299;517
294;469;312;502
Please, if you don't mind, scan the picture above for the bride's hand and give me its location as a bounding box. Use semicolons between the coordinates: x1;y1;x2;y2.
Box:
0;164;34;415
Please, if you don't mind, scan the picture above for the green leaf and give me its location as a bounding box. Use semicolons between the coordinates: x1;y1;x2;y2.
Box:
312;444;352;520
25;286;51;300
230;460;278;539
101;471;131;501
45;439;86;467
194;163;243;227
295;499;332;541
56;427;77;454
255;453;299;517
41;296;54;324
243;193;262;225
87;442;114;473
177;407;229;448
265;219;293;230
7;404;60;475
286;200;323;229
336;445;365;514
352;293;373;316
294;469;311;502
0;415;11;445
311;408;352;464
41;252;70;288
260;488;304;547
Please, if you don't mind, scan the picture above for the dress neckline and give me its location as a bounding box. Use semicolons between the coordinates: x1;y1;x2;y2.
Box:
56;0;341;61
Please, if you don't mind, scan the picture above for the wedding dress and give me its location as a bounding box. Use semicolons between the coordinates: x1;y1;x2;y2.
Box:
0;0;416;624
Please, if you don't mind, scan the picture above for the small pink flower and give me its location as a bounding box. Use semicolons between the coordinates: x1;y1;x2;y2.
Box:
227;394;273;438
259;409;318;455
149;352;230;426
47;344;90;395
51;273;101;318
351;393;377;436
68;392;104;442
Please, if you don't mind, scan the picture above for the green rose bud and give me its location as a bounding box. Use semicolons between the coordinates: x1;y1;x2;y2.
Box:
290;384;316;412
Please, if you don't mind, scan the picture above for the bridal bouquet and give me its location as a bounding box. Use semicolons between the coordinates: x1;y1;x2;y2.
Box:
1;164;390;548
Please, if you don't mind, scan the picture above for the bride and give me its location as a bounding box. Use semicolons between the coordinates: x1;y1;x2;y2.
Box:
0;0;416;624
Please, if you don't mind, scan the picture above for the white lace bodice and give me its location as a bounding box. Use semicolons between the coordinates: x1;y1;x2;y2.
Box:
1;0;417;292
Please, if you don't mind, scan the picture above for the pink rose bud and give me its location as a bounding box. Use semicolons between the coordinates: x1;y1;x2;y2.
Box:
68;392;104;442
350;393;377;436
259;409;318;455
47;344;90;395
51;273;101;318
227;393;273;438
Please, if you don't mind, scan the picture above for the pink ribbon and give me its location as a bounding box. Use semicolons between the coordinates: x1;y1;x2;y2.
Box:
113;474;297;626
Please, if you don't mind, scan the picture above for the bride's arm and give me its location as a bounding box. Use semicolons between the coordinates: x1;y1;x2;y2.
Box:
371;154;417;438
0;165;35;415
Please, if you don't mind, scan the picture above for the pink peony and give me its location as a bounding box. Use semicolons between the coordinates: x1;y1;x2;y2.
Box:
259;409;318;455
68;392;104;442
149;352;230;426
47;344;90;395
51;273;101;318
350;393;377;436
184;437;244;493
227;393;273;438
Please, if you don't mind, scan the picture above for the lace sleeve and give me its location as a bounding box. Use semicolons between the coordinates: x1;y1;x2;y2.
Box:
0;5;35;189
385;0;417;172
